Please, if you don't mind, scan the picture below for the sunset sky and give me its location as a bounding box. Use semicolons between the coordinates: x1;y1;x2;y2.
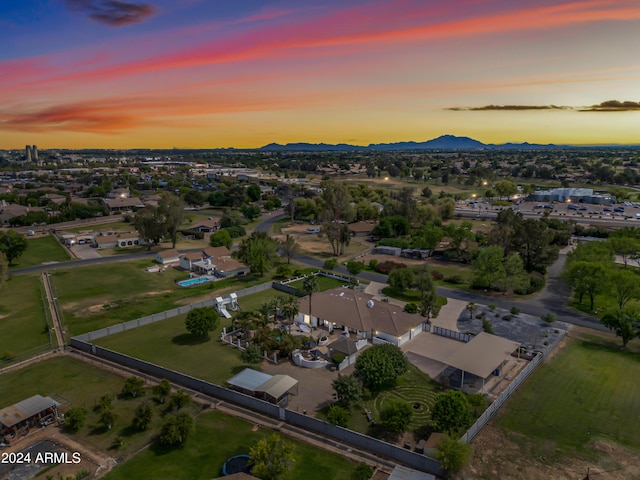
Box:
1;0;640;149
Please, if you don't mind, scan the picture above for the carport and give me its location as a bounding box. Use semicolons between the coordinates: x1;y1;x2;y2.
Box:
443;332;521;392
227;368;298;406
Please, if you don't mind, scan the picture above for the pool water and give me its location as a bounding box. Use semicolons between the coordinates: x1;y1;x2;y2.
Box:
178;277;213;287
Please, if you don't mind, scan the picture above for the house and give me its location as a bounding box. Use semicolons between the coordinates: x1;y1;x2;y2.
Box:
372;245;402;256
116;232;144;247
213;256;251;277
191;219;220;233
94;234;119;248
156;249;180;265
179;251;203;271
327;335;366;369
0;203;45;225
94;232;145;249
40;193;67;205
296;288;426;346
102;197;145;212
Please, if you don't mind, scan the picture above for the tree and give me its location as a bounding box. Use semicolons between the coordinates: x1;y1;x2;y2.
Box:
95;394;113;413
121;376;145;398
332;374;362;407
168;390;190;412
64;407;87;431
346;260;365;276
326;404;351;427
323;258;337;270
562;261;607;310
379;399;412;434
566;240;614;265
279;234;299;264
183;189;205;207
0;230;27;266
247;184;262;202
134;205;165;250
249;433;296;480
132;402;153;430
355;344;408;390
601;308;639;348
435;435;472;474
280;295;299;333
159;413;194;445
159;192;186;248
99;409;116;430
209;229;232;249
237;231;279;276
511;218;559;274
318;181;354;255
153;379;171;404
185;306;219;339
471;245;505;290
608;236;640;268
388;267;415;293
466;302;477;320
241;203;262;221
608;269;640;311
494;180;517;199
431;390;474;434
437;197;455;220
302;274;319;321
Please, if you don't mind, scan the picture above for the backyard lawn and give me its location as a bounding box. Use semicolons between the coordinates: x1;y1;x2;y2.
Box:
497;331;640;462
95;312;249;385
0;274;50;361
9;235;71;269
52;261;280;336
103;410;358;480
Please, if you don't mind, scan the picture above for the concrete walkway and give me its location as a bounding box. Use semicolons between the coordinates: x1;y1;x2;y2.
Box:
431;298;466;332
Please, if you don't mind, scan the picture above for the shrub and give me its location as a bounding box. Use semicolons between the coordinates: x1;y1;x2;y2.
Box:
224;225;246;238
488;303;497;310
444;274;464;284
242;345;263;364
368;259;378;269
502;315;512;321
351;463;374;480
542;313;556;323
326;404;351;427
404;302;418;314
331;353;345;365
510;306;520;316
482;318;494;334
374;260;406;274
431;270;444;280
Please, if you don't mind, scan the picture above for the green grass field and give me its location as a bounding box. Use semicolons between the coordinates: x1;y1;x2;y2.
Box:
0;356;196;457
0;274;50;360
497;332;640;462
103;410;358;480
52;261;275;336
95;313;249;385
9;235;71;269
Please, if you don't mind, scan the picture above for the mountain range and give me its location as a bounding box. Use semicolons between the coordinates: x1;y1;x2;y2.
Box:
258;135;561;151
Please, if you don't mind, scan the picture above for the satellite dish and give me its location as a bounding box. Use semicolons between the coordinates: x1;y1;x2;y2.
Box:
339;292;344;297
367;300;374;308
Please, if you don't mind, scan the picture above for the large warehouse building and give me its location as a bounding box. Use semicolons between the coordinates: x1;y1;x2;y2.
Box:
527;187;616;205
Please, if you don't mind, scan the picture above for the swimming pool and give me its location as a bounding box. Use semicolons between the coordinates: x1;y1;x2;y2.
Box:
177;276;213;287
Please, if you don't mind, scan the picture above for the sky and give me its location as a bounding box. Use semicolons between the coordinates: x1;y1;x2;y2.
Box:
1;0;640;149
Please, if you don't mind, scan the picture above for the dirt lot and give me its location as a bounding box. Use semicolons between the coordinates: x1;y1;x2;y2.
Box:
459;425;640;480
277;222;371;259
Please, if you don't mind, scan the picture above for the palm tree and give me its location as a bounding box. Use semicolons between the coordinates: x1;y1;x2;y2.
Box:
302;275;319;324
466;302;477;320
257;302;272;327
281;295;300;334
269;296;286;325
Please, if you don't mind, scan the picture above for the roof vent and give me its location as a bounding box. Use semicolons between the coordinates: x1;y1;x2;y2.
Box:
367;300;374;308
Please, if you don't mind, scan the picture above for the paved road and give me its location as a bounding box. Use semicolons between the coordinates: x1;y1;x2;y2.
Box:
256;213;606;331
13;211;606;331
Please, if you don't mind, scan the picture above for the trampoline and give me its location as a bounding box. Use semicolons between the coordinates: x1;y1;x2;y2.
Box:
222;454;252;476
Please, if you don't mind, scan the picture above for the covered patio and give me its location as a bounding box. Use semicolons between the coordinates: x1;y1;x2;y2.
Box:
226;368;299;406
